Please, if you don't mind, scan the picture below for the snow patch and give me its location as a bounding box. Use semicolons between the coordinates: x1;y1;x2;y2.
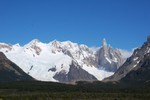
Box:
147;48;150;53
133;64;137;68
133;57;139;61
106;57;112;64
82;65;114;80
132;60;140;69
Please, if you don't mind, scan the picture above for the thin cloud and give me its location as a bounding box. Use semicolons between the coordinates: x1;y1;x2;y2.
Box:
118;49;133;59
90;47;100;53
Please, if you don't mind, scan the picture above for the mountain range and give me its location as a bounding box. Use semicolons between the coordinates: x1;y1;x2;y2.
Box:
0;39;124;82
0;36;150;84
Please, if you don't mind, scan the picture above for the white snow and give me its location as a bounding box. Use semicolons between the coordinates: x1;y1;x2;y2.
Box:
0;39;121;82
137;60;140;64
106;57;112;64
133;64;137;68
82;65;114;80
147;48;150;53
2;40;72;81
133;57;139;61
6;51;72;81
113;58;118;62
132;60;140;68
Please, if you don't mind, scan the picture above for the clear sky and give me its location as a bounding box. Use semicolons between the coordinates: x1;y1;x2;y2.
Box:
0;0;150;50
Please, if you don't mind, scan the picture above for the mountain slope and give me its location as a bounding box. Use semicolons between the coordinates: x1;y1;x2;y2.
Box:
0;39;123;82
121;53;150;83
104;36;150;82
0;52;34;82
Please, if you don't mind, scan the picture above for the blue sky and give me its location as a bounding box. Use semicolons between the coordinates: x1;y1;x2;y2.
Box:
0;0;150;50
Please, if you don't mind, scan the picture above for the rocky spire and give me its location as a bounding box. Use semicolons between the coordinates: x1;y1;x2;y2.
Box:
147;36;150;43
97;38;124;72
102;38;108;55
102;38;107;47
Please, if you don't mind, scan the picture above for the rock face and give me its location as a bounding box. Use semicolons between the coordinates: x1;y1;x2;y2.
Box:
121;53;150;83
53;61;97;82
0;52;34;82
96;39;124;72
104;36;150;82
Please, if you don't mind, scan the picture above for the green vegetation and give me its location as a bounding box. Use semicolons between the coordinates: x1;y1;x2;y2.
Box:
0;81;150;100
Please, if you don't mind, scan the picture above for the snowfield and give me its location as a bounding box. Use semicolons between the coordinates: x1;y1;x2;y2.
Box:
0;39;123;82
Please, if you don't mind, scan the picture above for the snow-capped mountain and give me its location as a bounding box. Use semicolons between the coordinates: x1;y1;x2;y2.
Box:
96;39;124;72
0;39;123;82
104;36;150;82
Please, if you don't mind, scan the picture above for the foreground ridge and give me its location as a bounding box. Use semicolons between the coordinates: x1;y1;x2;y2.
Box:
104;36;150;82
